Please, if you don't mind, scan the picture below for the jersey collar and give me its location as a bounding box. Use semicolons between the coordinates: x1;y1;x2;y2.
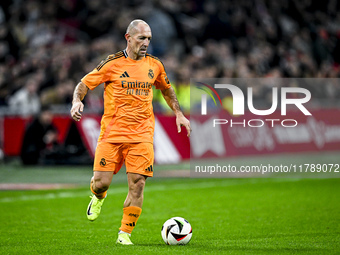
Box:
123;49;128;58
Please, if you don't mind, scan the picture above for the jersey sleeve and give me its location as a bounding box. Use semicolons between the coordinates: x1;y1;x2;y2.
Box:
81;55;114;90
154;61;172;90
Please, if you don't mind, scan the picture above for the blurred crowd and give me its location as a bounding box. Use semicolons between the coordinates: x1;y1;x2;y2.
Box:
1;0;340;116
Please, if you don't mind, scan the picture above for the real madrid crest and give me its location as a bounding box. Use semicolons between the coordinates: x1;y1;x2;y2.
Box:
148;69;154;79
100;158;106;166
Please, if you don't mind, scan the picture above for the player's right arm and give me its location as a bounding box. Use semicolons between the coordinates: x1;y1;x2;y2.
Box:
70;81;89;121
70;53;116;121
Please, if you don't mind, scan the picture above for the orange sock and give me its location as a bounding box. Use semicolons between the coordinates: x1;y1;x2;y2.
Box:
119;206;142;234
90;181;107;199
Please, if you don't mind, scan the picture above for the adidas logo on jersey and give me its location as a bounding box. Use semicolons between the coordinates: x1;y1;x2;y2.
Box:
120;71;130;78
145;165;153;172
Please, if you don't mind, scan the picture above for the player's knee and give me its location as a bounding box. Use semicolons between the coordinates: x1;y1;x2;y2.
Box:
93;179;110;193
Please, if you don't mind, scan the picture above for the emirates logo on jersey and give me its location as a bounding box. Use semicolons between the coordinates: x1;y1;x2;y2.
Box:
148;69;154;79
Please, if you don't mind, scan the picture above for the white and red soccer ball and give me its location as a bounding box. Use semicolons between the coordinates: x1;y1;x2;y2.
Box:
161;217;192;245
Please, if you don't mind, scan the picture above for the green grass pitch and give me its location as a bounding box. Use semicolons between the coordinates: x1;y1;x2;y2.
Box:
0;175;339;254
0;152;339;254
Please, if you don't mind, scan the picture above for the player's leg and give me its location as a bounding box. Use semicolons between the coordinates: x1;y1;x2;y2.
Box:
116;142;154;245
87;142;125;221
87;171;114;221
124;172;147;208
117;173;147;245
90;171;114;199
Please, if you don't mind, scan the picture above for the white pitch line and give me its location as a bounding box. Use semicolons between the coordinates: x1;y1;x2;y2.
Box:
0;178;302;203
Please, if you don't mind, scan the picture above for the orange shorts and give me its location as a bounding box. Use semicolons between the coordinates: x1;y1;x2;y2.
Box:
93;142;154;177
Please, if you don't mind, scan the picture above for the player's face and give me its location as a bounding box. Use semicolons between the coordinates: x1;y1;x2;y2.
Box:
128;24;152;60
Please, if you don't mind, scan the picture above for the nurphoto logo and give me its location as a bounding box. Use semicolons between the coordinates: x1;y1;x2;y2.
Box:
199;83;312;128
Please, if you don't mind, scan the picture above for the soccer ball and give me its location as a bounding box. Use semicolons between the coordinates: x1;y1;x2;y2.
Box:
161;217;192;245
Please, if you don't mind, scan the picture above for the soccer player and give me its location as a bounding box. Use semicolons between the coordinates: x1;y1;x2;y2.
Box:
70;19;191;245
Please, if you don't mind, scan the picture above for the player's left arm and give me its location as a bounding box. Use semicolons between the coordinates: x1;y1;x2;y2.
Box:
161;87;191;137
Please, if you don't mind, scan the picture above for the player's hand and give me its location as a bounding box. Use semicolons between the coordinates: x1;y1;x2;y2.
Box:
176;113;191;137
70;101;84;121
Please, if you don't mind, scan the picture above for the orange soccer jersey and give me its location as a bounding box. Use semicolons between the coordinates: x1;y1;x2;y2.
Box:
81;50;171;143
